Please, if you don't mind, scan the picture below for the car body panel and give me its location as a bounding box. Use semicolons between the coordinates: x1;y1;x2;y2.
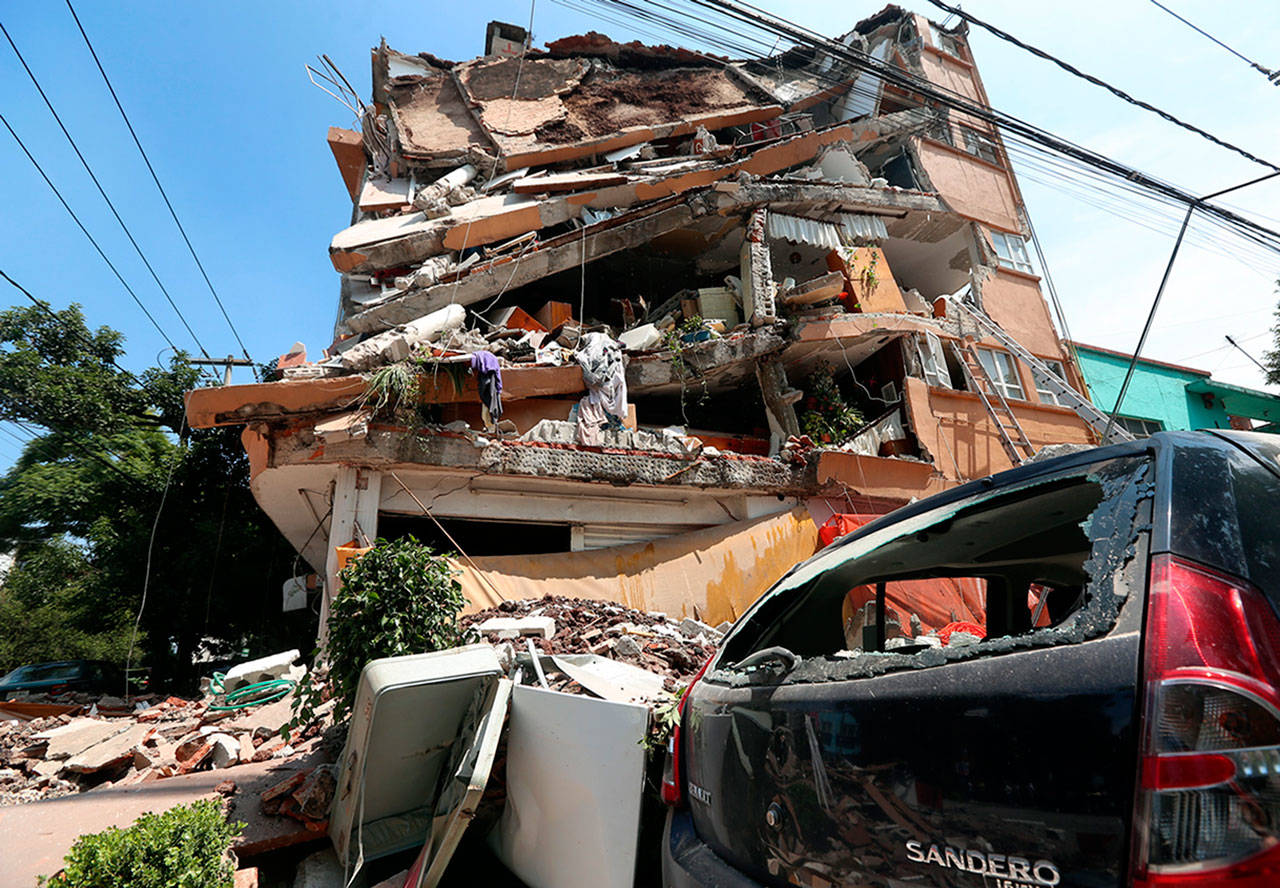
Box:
665;431;1280;888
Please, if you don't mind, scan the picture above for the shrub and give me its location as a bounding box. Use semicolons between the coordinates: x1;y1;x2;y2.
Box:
289;536;471;732
42;799;242;888
798;362;864;445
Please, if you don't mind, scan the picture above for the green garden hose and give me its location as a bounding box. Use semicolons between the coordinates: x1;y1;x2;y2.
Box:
207;672;296;711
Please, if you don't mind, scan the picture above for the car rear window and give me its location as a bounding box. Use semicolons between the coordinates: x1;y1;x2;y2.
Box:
714;455;1152;685
4;663;83;683
1168;436;1280;609
1230;451;1280;605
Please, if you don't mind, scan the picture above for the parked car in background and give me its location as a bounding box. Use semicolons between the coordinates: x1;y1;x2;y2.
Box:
0;660;124;698
662;430;1280;887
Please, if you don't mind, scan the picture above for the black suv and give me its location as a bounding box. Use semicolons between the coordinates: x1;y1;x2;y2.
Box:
661;430;1280;888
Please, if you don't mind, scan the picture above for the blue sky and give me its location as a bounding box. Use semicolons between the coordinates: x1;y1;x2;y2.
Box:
1;0;1277;466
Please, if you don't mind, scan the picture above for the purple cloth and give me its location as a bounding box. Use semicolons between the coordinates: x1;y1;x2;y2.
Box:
470;350;501;391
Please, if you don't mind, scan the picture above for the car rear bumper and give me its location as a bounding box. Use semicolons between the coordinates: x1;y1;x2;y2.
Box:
663;808;763;888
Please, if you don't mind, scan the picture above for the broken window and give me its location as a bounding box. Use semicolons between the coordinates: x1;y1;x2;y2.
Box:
924;108;954;147
877;150;920;190
713;455;1152;683
1117;416;1164;437
935;31;964;60
915;331;952;388
1034;359;1068;406
963;128;1001;165
990;230;1034;274
977;347;1025;401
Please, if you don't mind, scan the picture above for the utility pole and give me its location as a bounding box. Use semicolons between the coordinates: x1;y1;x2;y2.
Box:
1225;335;1271;377
1104;170;1280;439
189;355;255;386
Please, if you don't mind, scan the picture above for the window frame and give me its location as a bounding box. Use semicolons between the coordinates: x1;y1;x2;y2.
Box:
1117;415;1164;437
916;331;952;389
1035;359;1068;406
977;348;1026;402
963;128;1001;166
990;230;1034;274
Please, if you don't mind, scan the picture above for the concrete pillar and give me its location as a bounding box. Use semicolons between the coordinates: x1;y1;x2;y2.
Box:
740;208;776;325
319;466;383;646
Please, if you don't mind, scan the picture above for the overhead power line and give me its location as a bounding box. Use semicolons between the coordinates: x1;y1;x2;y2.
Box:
1146;0;1279;84
0;21;218;377
0;113;180;353
590;0;1280;255
64;0;258;376
0;268;155;392
551;0;1280;276
922;0;1279;169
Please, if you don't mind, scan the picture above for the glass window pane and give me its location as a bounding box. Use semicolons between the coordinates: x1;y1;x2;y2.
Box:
1035;360;1066;405
991;231;1033;273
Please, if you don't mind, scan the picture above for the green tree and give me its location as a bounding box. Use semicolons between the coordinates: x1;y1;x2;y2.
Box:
1266;289;1280;386
0;302;310;688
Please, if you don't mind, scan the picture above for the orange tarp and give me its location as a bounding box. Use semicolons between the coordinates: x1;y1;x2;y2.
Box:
453;507;820;626
844;577;988;639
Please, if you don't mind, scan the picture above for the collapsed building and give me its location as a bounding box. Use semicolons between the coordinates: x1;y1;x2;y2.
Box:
185;5;1131;638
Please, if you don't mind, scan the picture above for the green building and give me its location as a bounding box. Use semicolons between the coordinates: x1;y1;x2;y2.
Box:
1068;341;1280;436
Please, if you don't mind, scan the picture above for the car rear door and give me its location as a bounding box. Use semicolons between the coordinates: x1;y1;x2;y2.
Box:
682;454;1153;888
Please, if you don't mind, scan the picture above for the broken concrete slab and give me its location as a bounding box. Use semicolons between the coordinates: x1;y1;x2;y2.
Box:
347;199;702;332
64;724;152;775
187;363;588;428
210;733;240;769
35;719;130;762
548;654;665;704
338;304;466;372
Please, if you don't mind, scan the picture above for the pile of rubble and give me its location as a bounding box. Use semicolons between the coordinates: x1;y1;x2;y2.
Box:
0;693;329;808
464;594;725;684
0;652;334;810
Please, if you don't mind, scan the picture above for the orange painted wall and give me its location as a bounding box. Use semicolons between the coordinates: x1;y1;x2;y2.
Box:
977;269;1066;362
914;141;1021;233
904;377;1095;481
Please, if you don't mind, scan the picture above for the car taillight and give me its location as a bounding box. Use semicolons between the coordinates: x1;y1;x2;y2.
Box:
1133;554;1280;886
661;654;713;807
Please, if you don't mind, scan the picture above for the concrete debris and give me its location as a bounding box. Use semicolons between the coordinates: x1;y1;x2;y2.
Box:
292;848;345;888
463;595;720;682
0;665;331;809
220;649;302;693
209;733;241;769
474;615;557;639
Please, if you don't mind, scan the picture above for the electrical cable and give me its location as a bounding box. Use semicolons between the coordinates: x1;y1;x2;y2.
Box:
1;23;219;380
0;114;180;353
561;0;1280;271
1146;0;1278;83
124;415;185;699
921;0;1277;169
64;0;258;378
585;0;1280;255
0;268;162;393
